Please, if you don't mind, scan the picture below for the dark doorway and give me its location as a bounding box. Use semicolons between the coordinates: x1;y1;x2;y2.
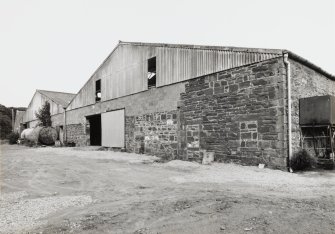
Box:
87;114;101;146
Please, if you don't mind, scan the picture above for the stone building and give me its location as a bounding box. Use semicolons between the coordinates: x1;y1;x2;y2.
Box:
29;42;335;169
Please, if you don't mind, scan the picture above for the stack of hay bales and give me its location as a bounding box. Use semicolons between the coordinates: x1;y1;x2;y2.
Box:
20;126;58;146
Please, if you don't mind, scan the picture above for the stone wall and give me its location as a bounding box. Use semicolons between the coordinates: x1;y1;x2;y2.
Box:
178;57;287;168
290;59;335;155
66;123;88;146
126;111;179;159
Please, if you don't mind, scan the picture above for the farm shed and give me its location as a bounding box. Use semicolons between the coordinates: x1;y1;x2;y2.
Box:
62;41;335;169
21;90;75;143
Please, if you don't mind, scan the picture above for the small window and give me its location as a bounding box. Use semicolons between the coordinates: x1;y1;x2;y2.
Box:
148;57;156;88
96;79;101;102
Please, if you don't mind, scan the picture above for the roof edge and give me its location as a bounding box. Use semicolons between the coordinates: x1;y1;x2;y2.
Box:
119;40;283;54
36;89;76;95
36;89;75;108
284;50;335;80
66;41;122;109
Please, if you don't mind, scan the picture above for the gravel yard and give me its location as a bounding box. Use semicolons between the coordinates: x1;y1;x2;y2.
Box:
1;144;335;233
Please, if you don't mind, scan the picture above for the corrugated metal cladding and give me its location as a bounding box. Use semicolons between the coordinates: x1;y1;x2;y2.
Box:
67;42;282;110
67;44;156;110
156;47;281;86
23;92;64;123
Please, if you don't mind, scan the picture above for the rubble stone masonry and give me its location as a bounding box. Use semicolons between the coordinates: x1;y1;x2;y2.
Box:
178;57;287;168
125;111;178;159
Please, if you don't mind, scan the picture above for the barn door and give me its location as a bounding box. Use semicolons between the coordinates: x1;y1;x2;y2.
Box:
101;109;125;147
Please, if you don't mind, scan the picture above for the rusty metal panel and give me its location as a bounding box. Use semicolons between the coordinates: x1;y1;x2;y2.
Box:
101;109;125;147
299;95;335;125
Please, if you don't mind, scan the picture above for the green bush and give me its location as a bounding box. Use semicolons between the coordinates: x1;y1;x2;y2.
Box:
7;132;19;144
290;149;314;171
39;127;57;145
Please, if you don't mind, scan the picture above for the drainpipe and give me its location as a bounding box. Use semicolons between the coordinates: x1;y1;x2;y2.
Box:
283;53;292;171
64;107;67;143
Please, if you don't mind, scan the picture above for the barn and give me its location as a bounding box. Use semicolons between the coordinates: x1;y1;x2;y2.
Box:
35;41;335;169
21;89;75;143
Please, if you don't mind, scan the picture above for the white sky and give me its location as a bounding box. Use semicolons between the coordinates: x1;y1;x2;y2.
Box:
0;0;334;107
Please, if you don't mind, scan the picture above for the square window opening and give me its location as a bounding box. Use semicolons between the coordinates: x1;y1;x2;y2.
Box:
148;57;156;89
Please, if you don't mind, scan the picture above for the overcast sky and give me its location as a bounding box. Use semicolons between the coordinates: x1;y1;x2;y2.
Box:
0;0;334;107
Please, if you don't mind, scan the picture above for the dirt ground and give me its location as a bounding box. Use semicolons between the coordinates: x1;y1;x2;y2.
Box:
1;144;335;234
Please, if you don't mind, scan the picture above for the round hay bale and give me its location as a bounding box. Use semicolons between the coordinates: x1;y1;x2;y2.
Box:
26;126;43;144
20;128;34;139
21;127;42;143
39;127;57;145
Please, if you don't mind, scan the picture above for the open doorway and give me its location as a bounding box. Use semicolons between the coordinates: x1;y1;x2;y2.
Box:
87;114;101;146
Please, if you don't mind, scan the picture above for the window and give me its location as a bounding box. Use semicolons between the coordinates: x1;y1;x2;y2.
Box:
148;57;156;88
95;79;101;102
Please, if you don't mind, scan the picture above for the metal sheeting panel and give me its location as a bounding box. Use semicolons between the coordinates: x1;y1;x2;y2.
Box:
156;47;280;87
101;109;125;147
67;45;156;110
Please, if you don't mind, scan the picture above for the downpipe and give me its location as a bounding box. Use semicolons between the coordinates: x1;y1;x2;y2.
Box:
64;107;67;143
283;53;292;171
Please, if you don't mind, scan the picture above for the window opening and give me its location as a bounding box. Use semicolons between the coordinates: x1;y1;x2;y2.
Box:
96;79;101;102
148;57;156;88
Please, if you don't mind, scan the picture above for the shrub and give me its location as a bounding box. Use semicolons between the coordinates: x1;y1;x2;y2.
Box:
7;132;19;144
290;149;314;171
39;127;57;145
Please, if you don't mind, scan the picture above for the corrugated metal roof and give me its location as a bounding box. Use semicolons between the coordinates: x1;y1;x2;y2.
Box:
37;90;76;108
119;41;283;54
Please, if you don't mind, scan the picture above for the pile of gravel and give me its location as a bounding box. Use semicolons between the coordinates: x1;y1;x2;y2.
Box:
0;191;92;233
